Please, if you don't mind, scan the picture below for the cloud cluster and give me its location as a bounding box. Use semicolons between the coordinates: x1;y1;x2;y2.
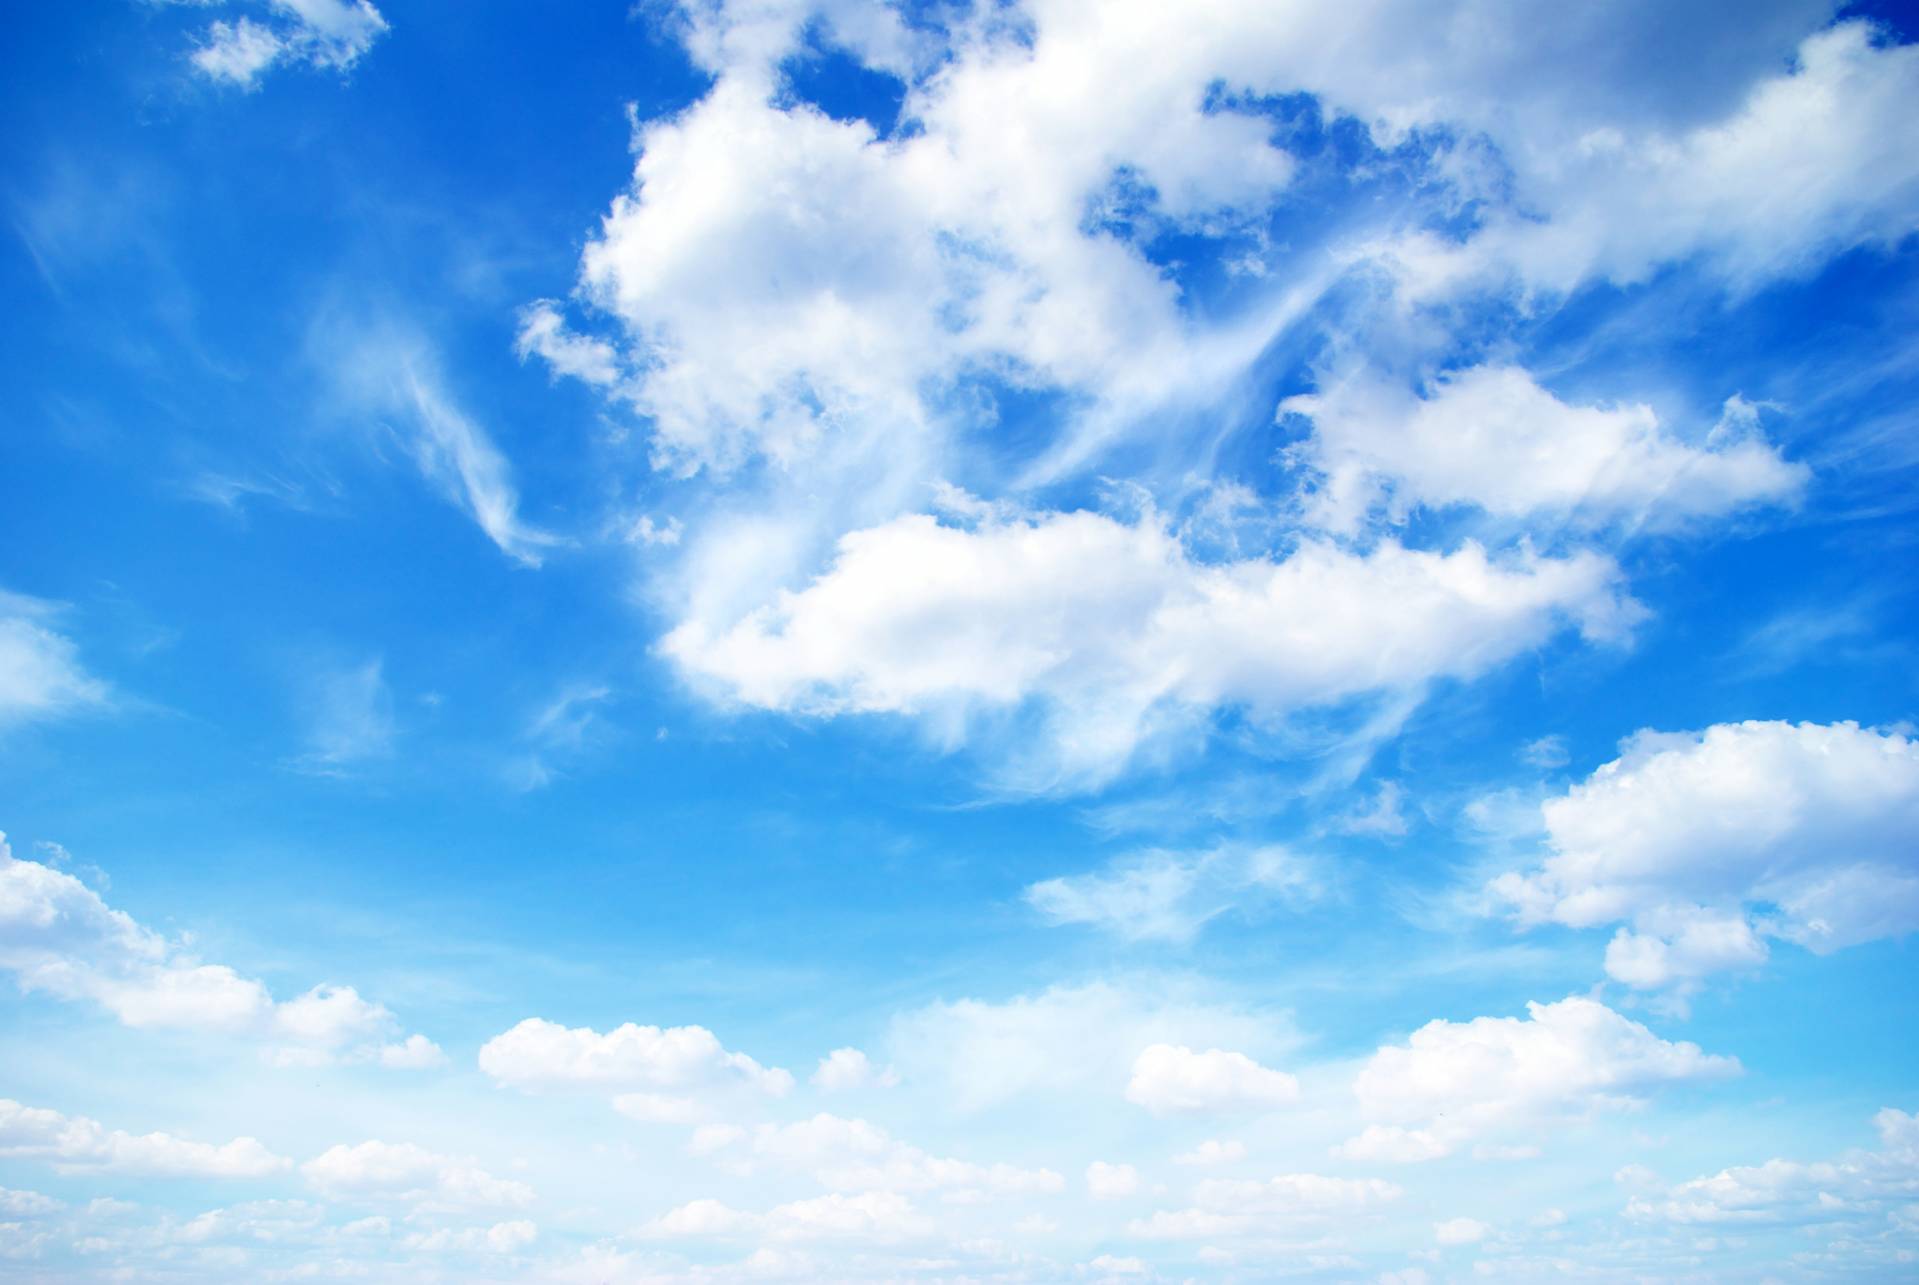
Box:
477;1016;794;1097
1494;721;1919;993
0;1099;288;1179
190;0;389;89
666;510;1637;787
1339;997;1738;1161
0;834;440;1066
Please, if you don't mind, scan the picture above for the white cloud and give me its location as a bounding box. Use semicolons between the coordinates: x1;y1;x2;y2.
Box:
323;324;559;568
376;1033;448;1071
301;1140;534;1211
0;1187;63;1217
883;980;1295;1112
1383;21;1919;299
0;833;434;1062
1026;844;1319;942
1627;1106;1919;1230
1125;1044;1299;1115
1283;366;1805;535
1085;1161;1140;1200
0;590;108;730
1339;997;1739;1161
1493;721;1919;992
477;1017;794;1097
810;1047;898;1092
190;0;389;88
665;509;1637;788
0;1099;288;1178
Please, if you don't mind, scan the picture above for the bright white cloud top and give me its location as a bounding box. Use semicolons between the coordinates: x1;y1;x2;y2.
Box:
5;0;1919;1280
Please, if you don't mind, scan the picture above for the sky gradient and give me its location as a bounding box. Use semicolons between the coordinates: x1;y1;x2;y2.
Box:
3;1;1919;1281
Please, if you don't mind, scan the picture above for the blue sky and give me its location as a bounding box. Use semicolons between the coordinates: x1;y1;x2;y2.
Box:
4;1;1919;1280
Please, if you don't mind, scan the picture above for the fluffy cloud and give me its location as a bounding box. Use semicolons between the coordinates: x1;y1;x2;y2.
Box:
477;1017;793;1097
810;1047;897;1092
190;0;389;89
1174;1139;1247;1167
1435;1216;1491;1245
1284;367;1805;535
1627;1107;1919;1231
1384;21;1919;298
1339;997;1738;1161
1026;844;1319;942
1125;1044;1300;1114
1493;721;1919;991
0;834;437;1065
0;590;108;730
0;1099;288;1178
665;509;1637;788
301;1141;534;1211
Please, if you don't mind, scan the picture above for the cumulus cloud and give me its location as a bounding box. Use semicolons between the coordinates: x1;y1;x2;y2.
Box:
0;1099;288;1178
1284;367;1805;535
190;0;389;89
0;589;108;730
477;1017;793;1097
1026;844;1319;942
810;1047;897;1092
301;1140;534;1211
1338;997;1739;1161
1174;1139;1247;1167
1493;721;1919;993
1382;20;1919;298
0;833;437;1064
665;509;1638;788
1125;1044;1300;1115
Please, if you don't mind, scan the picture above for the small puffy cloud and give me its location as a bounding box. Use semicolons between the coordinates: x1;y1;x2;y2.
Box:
1026;844;1318;942
0;589;108;730
0;1187;63;1217
190;0;389;89
0;1098;288;1178
1284;366;1804;535
1434;1217;1490;1246
1126;1044;1299;1115
1493;721;1919;993
0;834;434;1063
301;1140;534;1211
666;509;1636;789
811;1046;898;1092
477;1017;793;1097
377;1034;448;1071
1339;997;1739;1161
1085;1161;1140;1200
